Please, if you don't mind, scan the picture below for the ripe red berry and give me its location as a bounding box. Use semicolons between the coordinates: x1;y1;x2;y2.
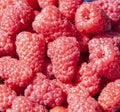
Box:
88;35;120;81
32;5;77;42
47;36;80;83
0;85;16;111
98;79;120;112
16;31;46;73
75;2;111;34
59;0;83;20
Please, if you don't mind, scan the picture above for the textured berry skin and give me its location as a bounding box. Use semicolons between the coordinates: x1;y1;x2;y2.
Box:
98;79;120;112
0;0;34;36
0;56;34;88
50;106;67;112
16;31;46;73
10;96;35;112
75;2;111;34
67;86;102;112
25;73;65;108
59;0;83;20
94;0;120;25
75;62;101;96
32;5;77;42
0;29;15;57
88;35;120;81
47;36;80;83
34;104;48;112
0;85;16;111
26;0;39;9
38;0;57;8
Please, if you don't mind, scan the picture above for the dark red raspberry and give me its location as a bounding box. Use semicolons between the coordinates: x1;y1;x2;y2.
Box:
88;35;120;81
0;0;34;36
98;79;120;112
50;106;67;112
16;31;46;73
47;36;80;83
25;74;65;108
32;5;78;42
94;0;120;25
10;96;35;112
43;57;55;79
0;56;34;88
67;86;102;112
74;62;101;96
59;0;83;20
25;0;39;9
0;29;16;57
0;85;16;111
38;0;58;8
75;2;111;34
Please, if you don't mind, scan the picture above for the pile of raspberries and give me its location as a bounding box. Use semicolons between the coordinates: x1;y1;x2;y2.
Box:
0;0;120;112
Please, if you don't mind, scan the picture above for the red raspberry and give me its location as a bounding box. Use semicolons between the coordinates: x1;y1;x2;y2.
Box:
25;0;39;9
43;57;55;79
94;0;120;25
32;5;78;42
25;74;65;108
0;85;16;111
50;106;67;112
98;79;120;112
16;31;46;73
88;35;120;81
0;29;16;57
0;0;34;36
74;62;101;96
47;36;80;83
38;0;58;8
75;2;111;34
34;104;48;112
59;0;83;20
10;96;35;112
0;56;34;88
67;86;102;112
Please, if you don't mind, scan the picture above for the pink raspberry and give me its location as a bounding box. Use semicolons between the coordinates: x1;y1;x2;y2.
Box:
75;2;111;34
0;0;34;36
98;79;120;112
0;56;34;88
38;0;58;8
59;0;83;20
47;36;80;83
0;85;16;111
94;0;120;25
67;86;102;112
25;73;65;108
32;5;78;42
16;31;46;73
88;34;120;81
0;29;16;57
74;62;101;96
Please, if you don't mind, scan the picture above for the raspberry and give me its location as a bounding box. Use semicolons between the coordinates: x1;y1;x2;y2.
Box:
94;0;120;25
32;5;78;42
75;2;111;34
50;106;67;112
0;0;34;36
0;56;34;88
0;29;16;57
74;62;101;96
26;0;39;9
10;96;35;112
43;57;55;79
38;0;58;8
47;36;80;83
88;36;120;81
25;74;65;108
59;0;83;20
67;86;102;112
0;85;16;111
16;31;46;73
98;79;120;112
34;104;48;112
